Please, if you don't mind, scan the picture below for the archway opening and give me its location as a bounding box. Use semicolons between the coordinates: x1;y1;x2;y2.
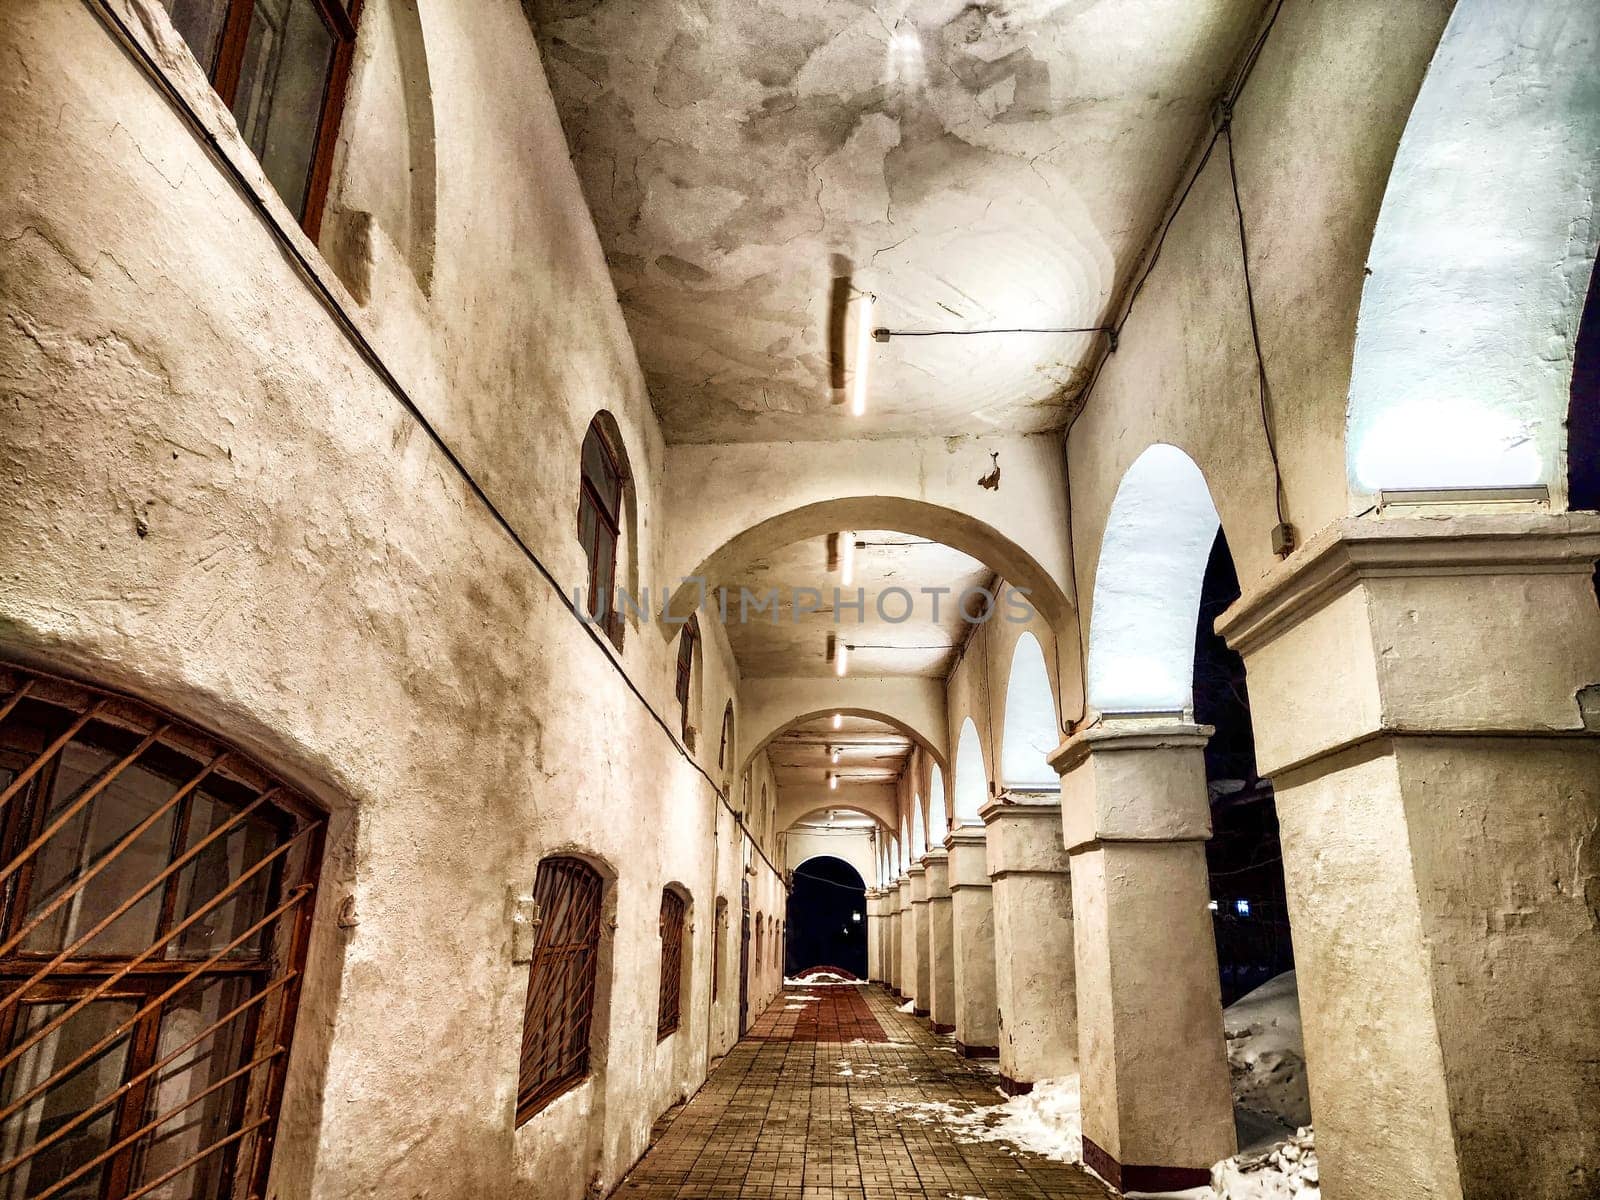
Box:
1001;631;1059;790
1090;445;1312;1155
785;856;868;979
952;718;987;825
1570;261;1599;513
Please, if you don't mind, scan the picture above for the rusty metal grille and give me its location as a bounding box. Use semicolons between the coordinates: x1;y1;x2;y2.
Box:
655;892;685;1041
517;857;603;1125
0;664;324;1200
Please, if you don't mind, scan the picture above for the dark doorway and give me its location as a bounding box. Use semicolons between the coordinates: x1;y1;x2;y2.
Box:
785;856;867;979
1193;529;1295;1006
739;878;751;1034
1570;260;1599;512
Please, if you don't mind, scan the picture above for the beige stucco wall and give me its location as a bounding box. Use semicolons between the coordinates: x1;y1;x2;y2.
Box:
0;3;784;1198
1067;0;1453;621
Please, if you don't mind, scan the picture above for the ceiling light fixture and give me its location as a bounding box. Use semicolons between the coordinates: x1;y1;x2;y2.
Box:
831;746;842;764
829;773;838;791
851;294;875;417
836;641;850;677
839;533;855;586
832;713;843;730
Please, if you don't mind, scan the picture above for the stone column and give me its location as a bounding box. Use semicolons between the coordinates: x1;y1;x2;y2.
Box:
1216;513;1600;1200
1049;718;1234;1193
898;873;917;1007
981;796;1077;1094
887;880;903;995
944;826;999;1057
864;889;882;982
908;862;930;1017
923;848;956;1034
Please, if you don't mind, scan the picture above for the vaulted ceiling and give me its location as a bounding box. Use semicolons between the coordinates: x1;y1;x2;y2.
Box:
531;0;1266;443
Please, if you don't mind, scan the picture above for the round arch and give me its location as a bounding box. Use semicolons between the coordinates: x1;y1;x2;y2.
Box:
1345;0;1599;500
952;717;988;826
1000;631;1060;791
910;797;927;859
927;766;948;844
793;854;867;888
779;803;893;834
661;496;1073;636
738;706;948;780
1086;444;1219;715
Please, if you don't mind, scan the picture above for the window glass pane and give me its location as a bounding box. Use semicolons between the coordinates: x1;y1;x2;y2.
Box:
0;1000;137;1200
161;0;230;77
232;0;336;220
24;743;175;957
167;792;278;960
130;977;255;1198
580;435;621;517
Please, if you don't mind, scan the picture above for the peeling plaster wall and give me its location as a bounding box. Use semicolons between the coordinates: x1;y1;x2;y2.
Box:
0;4;783;1199
1069;0;1454;607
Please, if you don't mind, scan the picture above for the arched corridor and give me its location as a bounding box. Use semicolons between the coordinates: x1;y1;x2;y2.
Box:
2;1;1596;1198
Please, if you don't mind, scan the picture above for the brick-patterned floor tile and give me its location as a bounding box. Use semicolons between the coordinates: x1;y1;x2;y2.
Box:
614;985;1112;1200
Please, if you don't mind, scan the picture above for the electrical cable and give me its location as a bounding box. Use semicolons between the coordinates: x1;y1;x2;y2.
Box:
83;0;790;887
1224;120;1289;531
874;326;1111;339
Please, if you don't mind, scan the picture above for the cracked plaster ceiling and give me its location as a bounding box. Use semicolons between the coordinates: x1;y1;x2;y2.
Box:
532;0;1265;442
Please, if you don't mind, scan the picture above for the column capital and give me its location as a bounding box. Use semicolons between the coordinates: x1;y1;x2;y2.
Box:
1214;512;1600;776
980;798;1071;878
923;851;951;899
1048;716;1211;777
909;863;930;905
944;824;992;890
1053;718;1213;852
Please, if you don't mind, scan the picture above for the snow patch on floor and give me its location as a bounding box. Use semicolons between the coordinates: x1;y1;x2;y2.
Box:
852;1077;1084;1165
1207;1127;1319;1199
783;974;859;986
897;1000;915;1013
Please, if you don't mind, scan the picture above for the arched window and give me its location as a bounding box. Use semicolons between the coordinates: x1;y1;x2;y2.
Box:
518;856;604;1124
158;0;361;235
718;701;735;771
657;889;687;1040
712;898;728;1001
578;418;628;648
675;616;699;740
0;663;324;1198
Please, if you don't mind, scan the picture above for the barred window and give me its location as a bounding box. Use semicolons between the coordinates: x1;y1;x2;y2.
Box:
0;663;323;1200
674;618;698;739
517;857;603;1124
577;419;627;649
655;891;686;1041
158;0;362;235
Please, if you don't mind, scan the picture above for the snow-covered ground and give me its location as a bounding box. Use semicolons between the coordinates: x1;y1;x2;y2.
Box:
1225;972;1311;1138
855;971;1319;1200
783;971;857;985
1134;973;1319;1199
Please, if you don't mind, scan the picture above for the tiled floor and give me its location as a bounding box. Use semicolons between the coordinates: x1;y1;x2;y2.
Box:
615;985;1113;1199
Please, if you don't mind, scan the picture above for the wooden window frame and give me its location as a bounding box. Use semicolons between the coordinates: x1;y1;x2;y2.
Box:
517;856;604;1125
576;423;627;650
717;702;733;771
674;617;698;741
0;663;324;1200
655;890;686;1042
177;0;363;239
